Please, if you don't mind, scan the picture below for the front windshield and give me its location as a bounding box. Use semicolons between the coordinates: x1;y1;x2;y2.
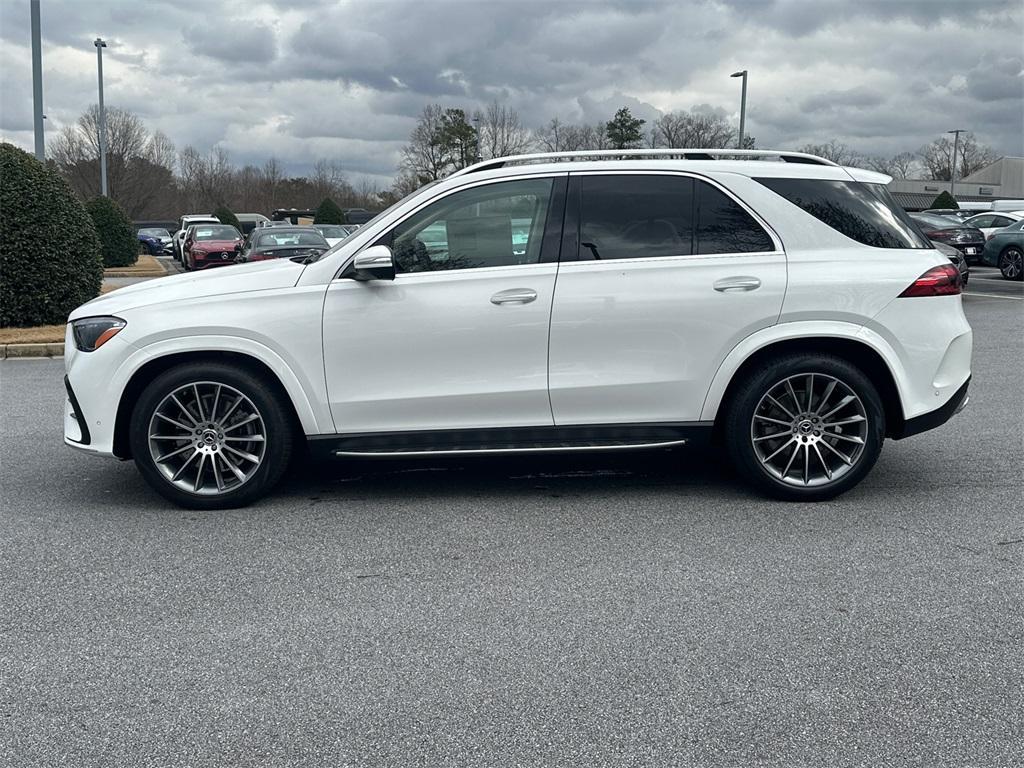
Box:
314;225;348;238
257;231;328;248
139;228;170;237
193;225;240;241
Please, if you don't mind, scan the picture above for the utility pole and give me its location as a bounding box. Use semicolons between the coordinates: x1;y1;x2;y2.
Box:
30;0;44;160
94;37;108;196
947;129;965;198
731;70;748;149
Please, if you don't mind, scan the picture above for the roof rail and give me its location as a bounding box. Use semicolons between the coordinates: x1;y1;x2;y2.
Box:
450;148;839;177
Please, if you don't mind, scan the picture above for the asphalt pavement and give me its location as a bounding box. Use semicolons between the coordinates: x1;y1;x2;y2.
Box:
1;273;1021;767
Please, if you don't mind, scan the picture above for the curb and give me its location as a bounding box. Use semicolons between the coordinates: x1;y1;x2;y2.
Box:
1;342;65;359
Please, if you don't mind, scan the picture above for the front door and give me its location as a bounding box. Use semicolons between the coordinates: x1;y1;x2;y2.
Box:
322;176;565;434
548;172;786;425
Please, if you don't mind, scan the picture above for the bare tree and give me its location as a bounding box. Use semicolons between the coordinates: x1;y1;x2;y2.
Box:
651;111;736;149
918;133;997;181
798;140;863;166
400;104;453;182
866;152;918;179
475;101;533;159
49;105;176;217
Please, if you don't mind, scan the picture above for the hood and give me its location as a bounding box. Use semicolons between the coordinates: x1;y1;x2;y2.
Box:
69;258;306;321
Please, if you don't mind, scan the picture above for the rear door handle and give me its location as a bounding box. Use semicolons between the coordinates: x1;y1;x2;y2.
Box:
713;276;762;292
491;288;538;305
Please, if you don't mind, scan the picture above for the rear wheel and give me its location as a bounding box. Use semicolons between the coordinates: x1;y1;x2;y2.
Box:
725;354;885;501
129;362;294;509
998;246;1023;280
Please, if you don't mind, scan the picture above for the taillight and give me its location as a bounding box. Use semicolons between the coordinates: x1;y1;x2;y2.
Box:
899;264;962;298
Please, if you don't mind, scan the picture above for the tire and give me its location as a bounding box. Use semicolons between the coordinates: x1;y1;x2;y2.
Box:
724;354;885;501
129;362;294;509
998;246;1023;281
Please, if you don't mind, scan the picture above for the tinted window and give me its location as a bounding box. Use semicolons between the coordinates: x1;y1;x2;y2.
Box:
696;181;775;254
910;213;959;230
966;215;995;228
390;178;553;273
576;175;773;260
757;178;930;249
579;175;695;260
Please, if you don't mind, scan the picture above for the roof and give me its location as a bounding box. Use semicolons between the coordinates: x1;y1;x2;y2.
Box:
891;191;996;211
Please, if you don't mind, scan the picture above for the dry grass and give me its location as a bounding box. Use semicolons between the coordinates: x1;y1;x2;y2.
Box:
104;253;167;277
0;324;67;344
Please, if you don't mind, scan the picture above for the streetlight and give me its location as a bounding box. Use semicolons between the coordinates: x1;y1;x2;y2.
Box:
471;114;482;163
30;0;44;161
947;128;965;197
94;37;108;197
731;70;748;149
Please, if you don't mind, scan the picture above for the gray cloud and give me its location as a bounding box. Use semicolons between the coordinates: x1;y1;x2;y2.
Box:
0;0;1021;190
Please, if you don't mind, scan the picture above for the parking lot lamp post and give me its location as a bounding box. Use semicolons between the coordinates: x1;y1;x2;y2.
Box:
948;128;965;198
31;0;44;161
94;37;108;197
731;70;748;149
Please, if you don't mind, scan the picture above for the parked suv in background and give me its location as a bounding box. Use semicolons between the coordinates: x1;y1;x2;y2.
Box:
172;215;220;261
63;149;971;509
182;224;244;271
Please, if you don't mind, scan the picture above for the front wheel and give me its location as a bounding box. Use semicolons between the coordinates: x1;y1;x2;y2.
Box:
998;246;1023;280
724;354;885;501
129;362;294;509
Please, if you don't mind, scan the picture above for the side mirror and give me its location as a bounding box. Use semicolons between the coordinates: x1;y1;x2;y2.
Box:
349;245;395;281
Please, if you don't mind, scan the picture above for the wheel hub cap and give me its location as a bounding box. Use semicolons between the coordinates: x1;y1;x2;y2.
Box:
148;382;266;496
751;373;869;487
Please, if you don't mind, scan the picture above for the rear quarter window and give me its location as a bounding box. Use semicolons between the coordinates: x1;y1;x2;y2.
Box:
755;177;930;249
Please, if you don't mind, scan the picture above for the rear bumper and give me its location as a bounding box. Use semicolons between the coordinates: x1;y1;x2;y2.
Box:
892;376;970;439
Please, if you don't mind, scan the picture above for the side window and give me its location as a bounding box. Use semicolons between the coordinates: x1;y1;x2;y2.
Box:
970;215;994;228
757;178;931;249
390;178;553;274
991;215;1013;227
579;175;694;260
695;180;775;254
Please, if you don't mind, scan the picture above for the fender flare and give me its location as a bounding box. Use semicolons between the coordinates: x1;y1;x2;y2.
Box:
112;334;328;436
699;321;908;422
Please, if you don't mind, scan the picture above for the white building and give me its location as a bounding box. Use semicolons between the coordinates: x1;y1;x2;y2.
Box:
888;156;1024;210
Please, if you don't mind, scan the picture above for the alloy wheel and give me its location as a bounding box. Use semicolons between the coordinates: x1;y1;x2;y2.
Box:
750;373;869;487
147;381;266;495
1000;248;1022;280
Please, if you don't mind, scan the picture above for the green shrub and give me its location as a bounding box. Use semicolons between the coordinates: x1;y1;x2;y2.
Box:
0;143;103;327
930;191;959;209
314;197;346;224
85;196;138;268
214;204;242;232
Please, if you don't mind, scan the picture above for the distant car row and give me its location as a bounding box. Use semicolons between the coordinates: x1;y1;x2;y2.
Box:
909;209;1024;281
172;222;362;271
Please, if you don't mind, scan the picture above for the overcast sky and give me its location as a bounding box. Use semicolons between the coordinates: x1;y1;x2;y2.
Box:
1;0;1021;188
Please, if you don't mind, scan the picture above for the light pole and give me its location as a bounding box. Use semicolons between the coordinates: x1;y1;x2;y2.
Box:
31;0;44;161
947;128;965;197
94;37;108;196
731;70;748;149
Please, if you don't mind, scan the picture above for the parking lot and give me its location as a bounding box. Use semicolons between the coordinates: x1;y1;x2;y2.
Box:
1;268;1021;767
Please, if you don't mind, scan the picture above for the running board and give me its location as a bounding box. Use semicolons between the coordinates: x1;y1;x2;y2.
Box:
308;422;712;460
333;438;689;458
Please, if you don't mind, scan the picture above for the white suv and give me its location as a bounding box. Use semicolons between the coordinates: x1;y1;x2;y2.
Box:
63;149;972;508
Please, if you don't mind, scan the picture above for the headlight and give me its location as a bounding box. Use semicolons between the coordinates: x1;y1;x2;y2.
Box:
72;316;126;352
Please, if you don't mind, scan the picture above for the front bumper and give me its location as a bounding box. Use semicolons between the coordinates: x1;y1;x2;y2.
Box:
892;376;970;439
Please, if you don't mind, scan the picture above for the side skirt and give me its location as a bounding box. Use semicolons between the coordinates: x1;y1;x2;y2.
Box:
308;422;713;460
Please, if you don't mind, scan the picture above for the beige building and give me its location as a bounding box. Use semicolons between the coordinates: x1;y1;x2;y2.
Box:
888;156;1024;210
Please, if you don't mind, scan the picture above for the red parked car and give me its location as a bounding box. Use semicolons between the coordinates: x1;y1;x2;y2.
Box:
182;224;244;271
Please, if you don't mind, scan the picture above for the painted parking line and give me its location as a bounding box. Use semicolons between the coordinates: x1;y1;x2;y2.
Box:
963;292;1023;300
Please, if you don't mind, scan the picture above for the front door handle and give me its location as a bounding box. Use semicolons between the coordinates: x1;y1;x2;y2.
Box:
491;288;538;305
713;276;762;293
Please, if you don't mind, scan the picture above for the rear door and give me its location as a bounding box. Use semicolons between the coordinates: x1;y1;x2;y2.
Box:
548;172;786;425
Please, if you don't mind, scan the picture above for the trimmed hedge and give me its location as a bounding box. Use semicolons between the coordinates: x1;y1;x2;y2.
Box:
314;197;346;224
214;204;242;232
86;196;138;268
0;143;103;327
